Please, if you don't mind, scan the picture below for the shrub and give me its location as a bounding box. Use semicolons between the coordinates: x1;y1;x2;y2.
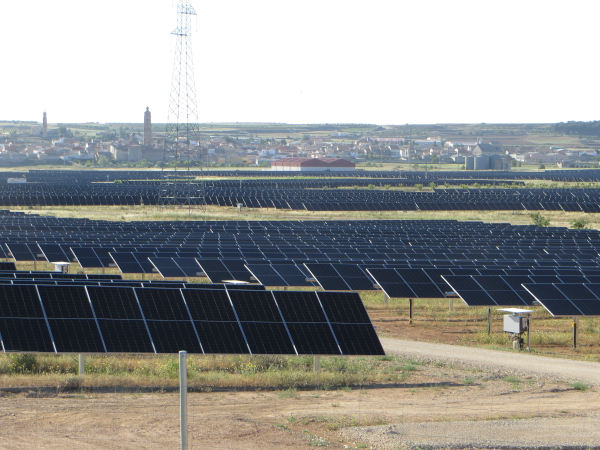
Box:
530;212;550;227
7;353;39;374
571;217;589;229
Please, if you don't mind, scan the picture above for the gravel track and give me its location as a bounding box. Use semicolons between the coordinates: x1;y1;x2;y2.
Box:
343;414;600;449
382;337;600;386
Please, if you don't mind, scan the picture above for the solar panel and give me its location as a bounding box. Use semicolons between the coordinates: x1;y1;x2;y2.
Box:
332;264;374;290
522;283;583;316
317;291;384;355
135;287;203;353
110;253;144;274
555;284;600;315
220;260;253;283
86;286;155;353
181;289;249;354
245;264;287;286
149;257;185;278
71;247;103;268
196;259;232;283
396;269;445;298
304;263;350;290
272;263;314;287
0;262;16;271
173;257;204;277
38;244;70;263
0;285;54;352
441;275;497;306
6;244;35;261
471;276;530;306
366;268;416;298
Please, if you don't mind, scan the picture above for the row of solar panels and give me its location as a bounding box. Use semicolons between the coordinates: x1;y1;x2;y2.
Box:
442;275;600;317
2;214;598;240
0;284;383;355
3;183;600;210
21;168;600;182
5;241;600;269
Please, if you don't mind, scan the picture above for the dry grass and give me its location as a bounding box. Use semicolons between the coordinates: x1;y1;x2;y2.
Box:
10;205;600;229
0;353;416;391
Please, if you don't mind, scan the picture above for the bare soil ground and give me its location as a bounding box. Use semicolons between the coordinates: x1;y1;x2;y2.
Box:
1;344;599;449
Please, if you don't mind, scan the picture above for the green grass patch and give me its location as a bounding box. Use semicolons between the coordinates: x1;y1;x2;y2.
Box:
571;381;589;391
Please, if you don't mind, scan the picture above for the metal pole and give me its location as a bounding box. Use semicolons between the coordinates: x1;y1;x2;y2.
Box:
314;355;321;390
487;307;491;335
573;318;577;349
78;354;85;376
409;298;413;324
526;316;531;352
179;350;188;450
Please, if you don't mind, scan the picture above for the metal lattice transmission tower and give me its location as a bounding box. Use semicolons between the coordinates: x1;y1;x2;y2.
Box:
162;0;205;211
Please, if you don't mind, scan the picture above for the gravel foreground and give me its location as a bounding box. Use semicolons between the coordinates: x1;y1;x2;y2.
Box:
342;414;600;449
382;337;600;386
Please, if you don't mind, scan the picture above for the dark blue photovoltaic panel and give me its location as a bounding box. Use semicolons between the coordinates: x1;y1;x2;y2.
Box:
96;319;154;353
442;275;497;306
245;264;287;286
135;288;189;321
239;322;295;355
149;257;185;278
48;319;104;353
0;282;383;355
0;318;54;352
304;263;349;290
366;268;415;298
317;291;371;323
228;290;281;322
146;321;202;353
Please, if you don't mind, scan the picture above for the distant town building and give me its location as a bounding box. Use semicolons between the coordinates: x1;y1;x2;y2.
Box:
143;107;152;148
271;157;355;171
472;143;503;156
464;154;511;170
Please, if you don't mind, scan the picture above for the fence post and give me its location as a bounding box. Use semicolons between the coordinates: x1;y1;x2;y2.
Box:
179;351;188;450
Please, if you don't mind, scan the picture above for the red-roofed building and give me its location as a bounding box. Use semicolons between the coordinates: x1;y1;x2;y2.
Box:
271;157;355;172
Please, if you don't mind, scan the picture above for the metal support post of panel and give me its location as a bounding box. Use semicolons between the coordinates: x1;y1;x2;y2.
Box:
313;355;321;390
78;354;85;376
526;317;531;352
487;307;492;335
573;318;578;349
179;350;188;450
409;298;413;325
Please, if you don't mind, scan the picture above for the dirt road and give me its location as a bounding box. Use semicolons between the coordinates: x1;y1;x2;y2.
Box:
382;337;600;386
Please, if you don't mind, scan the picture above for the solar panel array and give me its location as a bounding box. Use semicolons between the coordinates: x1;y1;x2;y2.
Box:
3;168;600;210
0;285;383;355
17;168;600;183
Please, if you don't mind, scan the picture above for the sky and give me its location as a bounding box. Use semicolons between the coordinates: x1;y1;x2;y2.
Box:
1;0;599;125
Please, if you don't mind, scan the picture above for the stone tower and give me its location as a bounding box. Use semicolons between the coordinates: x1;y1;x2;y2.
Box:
144;107;152;147
42;111;48;135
